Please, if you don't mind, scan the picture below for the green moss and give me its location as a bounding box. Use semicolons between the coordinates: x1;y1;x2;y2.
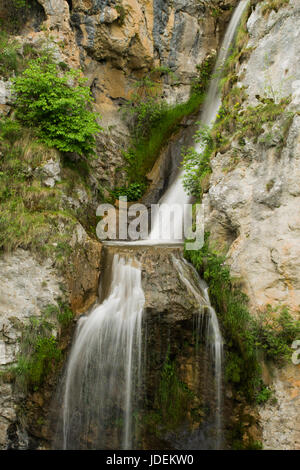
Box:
13;317;62;392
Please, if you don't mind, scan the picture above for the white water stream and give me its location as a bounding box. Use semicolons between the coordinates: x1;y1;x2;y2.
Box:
61;255;144;449
149;0;249;243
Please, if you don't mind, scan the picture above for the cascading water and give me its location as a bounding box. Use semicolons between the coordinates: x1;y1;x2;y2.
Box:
54;1;248;450
149;0;249;243
56;255;145;450
148;0;248;447
172;256;223;449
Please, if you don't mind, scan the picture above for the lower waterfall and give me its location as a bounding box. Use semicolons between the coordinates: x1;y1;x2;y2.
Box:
54;251;224;450
56;254;145;450
172;256;223;449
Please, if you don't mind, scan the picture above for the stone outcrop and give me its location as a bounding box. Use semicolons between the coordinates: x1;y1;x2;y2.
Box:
68;228;102;314
202;0;300;449
204;0;300;312
259;363;300;450
32;0;237;123
101;245;207;321
0;250;64;449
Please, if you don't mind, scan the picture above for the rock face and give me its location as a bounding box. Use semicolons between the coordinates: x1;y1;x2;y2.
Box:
0;0;232;449
203;0;300;449
68;230;102;314
1;0;299;451
204;0;300;312
0;250;64;449
38;0;237;122
259;363;300;450
100;246;223;449
100;245;207;321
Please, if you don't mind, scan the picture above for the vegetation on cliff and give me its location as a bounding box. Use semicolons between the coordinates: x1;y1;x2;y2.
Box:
13;58;101;156
115;56;215;201
184;233;300;403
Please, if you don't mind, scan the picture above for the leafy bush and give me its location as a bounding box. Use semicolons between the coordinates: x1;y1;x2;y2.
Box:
191;54;216;96
255;386;272;405
182;125;213;197
251;306;300;362
122;74;167;140
13;58;102;156
112;182;146;202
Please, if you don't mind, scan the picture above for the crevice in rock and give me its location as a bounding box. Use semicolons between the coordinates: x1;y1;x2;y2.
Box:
66;0;73;13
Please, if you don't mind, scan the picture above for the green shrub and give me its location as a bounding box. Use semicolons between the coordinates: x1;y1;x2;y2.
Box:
122;74;167;140
43;301;74;328
255;385;272;405
0;31;19;78
121;61;213;191
191;54;216;96
112;182;147;202
184;233;300;401
14;317;61;391
182;125;213;197
251;306;300;362
13;58;102;156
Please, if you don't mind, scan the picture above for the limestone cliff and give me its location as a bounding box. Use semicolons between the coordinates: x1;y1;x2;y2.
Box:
0;0;299;451
203;0;300;449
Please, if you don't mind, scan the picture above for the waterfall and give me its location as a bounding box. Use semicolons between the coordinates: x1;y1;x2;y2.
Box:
149;0;249;243
58;255;145;450
54;1;248;451
172;256;223;449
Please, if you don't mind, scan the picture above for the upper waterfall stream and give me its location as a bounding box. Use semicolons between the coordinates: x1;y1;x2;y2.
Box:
54;1;248;450
149;0;249;243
